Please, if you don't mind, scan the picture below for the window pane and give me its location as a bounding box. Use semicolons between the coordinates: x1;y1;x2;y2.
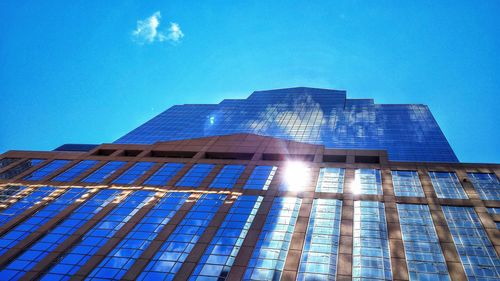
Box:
81;161;127;183
175;164;214;187
0;186;55;226
112;162;155;185
298;199;342;281
144;163;184;186
23;160;71;181
353;169;383;195
243;166;277;190
209;165;245;189
0;186;25;203
392;170;424;197
0;159;45;180
0;158;20;169
243;197;302;281
467;173;500;200
315;168;345;193
52;160;99;182
429;172;468;199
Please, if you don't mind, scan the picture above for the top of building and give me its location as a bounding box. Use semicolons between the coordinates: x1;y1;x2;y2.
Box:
115;87;458;163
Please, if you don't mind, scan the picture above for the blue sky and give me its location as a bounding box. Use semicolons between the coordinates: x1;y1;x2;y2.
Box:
1;1;499;163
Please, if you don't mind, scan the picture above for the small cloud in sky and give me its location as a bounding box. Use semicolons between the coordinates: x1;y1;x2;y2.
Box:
132;11;184;45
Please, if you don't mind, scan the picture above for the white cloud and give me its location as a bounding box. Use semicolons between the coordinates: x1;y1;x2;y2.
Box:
132;11;184;45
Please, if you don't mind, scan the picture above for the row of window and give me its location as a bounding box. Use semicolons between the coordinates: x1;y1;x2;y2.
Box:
3;158;500;200
0;187;498;280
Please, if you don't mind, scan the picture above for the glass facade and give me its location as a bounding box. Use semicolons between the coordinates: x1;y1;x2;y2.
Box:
81;161;127;184
429;172;468;199
243;166;277;190
175;164;214;188
52;160;99;182
0;159;45;180
0;158;20;169
298;199;342;281
0;186;55;225
143;163;184;186
397;204;450;281
0;185;25;203
115;87;459;162
243;197;301;280
315;168;344;193
112;162;155;185
189;195;262;281
467;173;500;200
353;169;383;195
442;206;500;280
352;201;392;281
23;160;71;181
391;170;424;197
209;165;245;189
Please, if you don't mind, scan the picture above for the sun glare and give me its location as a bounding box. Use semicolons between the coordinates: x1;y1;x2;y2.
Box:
282;161;310;191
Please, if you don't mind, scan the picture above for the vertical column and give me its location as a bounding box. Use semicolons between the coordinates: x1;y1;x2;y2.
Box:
336;168;354;281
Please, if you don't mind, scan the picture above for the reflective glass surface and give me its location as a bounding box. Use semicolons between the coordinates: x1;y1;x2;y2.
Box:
23;160;71;181
87;192;190;280
52;160;99;182
81;161;127;183
243;197;301;281
0;186;55;226
138;193;226;281
353;169;383;195
0;158;20;169
175;164;214;187
143;163;184;186
243;166;277;190
467;173;500;200
112;162;155;185
0;189;120;280
442;206;500;280
0;185;25;203
41;190;155;281
487;207;500;215
397;204;450;281
352;201;392;281
298;199;342;281
209;165;245;189
315;167;345;193
0;188;86;256
189;195;262;281
115;87;458;162
429;172;468;199
391;170;424;197
0;159;45;180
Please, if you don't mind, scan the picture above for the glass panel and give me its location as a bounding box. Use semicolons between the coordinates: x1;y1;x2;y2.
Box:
243;197;302;281
0;186;25;203
0;158;20;169
0;186;55;226
315;168;345;193
392;170;424;197
81;161;127;183
467;173;500;200
429;172;468;199
87;192;190;280
352;201;392;281
144;163;184;186
23;160;71;181
298;199;342;281
397;204;450;281
112;162;155;185
442;206;500;280
243;166;277;190
0;159;45;180
0;189;120;280
0;188;86;256
138;193;226;281
40;190;155;281
353;169;383;195
209;165;245;189
52;160;99;182
189;195;263;281
487;208;500;215
175;164;214;188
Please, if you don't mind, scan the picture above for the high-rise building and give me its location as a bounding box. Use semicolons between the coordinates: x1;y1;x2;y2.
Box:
0;87;498;281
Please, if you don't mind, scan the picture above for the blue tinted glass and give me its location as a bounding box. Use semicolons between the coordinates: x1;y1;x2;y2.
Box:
352;201;392;281
487;207;500;215
315;168;344;193
442;206;500;280
209;165;245;189
298;199;342;281
353;169;383;195
23;160;71;181
0;189;120;280
189;195;262;281
0;159;45;180
81;161;127;183
112;162;155;185
41;190;155;281
243;197;301;281
398;204;450;281
243;166;277;190
429;172;468;199
0;186;55;226
175;164;214;187
87;192;190;280
138;193;226;281
114;88;458;162
52;160;99;182
0;158;20;169
467;173;500;200
0;188;86;256
144;163;184;186
0;186;25;203
392;170;424;197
